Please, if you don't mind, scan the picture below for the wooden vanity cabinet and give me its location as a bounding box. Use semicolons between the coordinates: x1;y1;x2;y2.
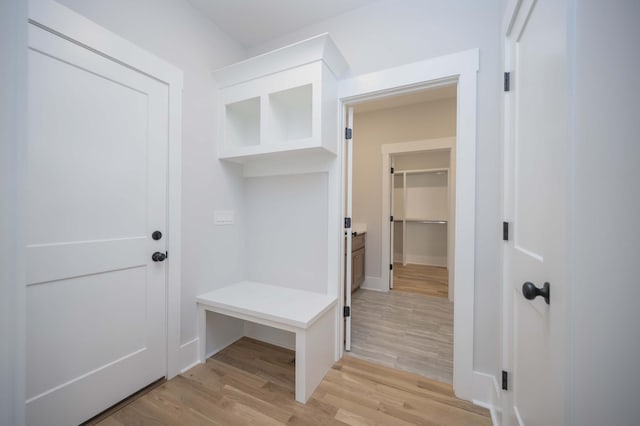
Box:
350;233;365;292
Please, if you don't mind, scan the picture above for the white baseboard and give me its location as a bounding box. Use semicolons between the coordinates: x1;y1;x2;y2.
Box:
471;371;502;426
405;255;447;267
361;275;388;292
178;337;200;374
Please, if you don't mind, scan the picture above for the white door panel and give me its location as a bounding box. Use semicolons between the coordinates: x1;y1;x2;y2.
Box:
504;0;566;425
26;22;168;426
344;107;353;351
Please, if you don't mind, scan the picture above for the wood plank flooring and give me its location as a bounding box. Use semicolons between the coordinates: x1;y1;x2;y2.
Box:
350;289;453;384
393;263;449;298
96;337;490;425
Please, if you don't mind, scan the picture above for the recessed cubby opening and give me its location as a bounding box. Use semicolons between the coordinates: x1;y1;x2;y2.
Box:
225;97;260;149
268;84;312;144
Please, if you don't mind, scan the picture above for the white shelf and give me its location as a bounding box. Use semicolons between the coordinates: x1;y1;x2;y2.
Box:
268;84;312;143
197;281;337;330
214;34;347;171
392;168;450;266
224;97;260;149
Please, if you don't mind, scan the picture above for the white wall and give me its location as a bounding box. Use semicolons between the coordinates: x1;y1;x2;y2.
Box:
248;0;505;376
1;1;27;424
394;150;450;171
568;0;640;423
244;173;329;294
55;0;248;361
353;99;456;280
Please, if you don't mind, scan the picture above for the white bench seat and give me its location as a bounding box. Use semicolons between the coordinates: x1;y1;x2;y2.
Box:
197;281;337;403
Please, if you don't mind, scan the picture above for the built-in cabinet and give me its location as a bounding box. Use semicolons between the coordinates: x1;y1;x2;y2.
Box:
214;34;347;167
351;233;365;292
393;168;449;266
201;34;348;404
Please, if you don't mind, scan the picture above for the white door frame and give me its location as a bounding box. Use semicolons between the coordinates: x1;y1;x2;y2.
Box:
381;140;455;298
1;0;28;424
337;49;479;402
28;0;184;379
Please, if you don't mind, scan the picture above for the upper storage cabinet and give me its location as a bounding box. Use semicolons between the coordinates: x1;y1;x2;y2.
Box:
214;34;348;163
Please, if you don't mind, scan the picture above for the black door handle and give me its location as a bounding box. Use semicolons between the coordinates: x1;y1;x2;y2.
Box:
522;281;550;304
152;251;167;262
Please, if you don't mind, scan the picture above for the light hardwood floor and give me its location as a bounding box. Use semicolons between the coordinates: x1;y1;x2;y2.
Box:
350;289;453;384
392;263;449;298
95;337;489;425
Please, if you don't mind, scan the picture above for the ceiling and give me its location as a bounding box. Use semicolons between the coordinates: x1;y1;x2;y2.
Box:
187;0;379;48
352;84;457;114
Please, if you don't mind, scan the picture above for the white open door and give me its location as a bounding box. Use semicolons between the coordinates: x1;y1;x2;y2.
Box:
25;11;171;425
503;0;567;424
389;158;395;289
344;107;354;351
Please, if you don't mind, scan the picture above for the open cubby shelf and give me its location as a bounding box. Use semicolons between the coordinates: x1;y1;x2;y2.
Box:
224;97;260;149
268;84;312;144
214;34;347;169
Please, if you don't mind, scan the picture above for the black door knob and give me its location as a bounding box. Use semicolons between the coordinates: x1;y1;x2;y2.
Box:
152;231;162;240
522;281;550;304
152;251;167;262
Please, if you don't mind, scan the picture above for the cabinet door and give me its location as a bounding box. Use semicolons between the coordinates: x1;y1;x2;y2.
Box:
352;248;365;290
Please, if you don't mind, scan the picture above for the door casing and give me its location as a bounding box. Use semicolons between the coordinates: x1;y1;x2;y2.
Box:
337;49;483;403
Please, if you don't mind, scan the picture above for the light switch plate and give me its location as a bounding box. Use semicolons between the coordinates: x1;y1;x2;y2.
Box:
214;210;234;225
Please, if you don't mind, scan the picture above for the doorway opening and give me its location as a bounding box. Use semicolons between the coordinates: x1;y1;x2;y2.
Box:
337;49;478;401
343;83;457;384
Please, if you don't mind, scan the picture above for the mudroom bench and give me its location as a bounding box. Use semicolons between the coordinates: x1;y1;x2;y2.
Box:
197;281;337;403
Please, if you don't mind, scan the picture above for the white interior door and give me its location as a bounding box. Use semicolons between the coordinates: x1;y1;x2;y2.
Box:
503;0;567;424
389;158;395;289
344;107;354;351
26;21;169;426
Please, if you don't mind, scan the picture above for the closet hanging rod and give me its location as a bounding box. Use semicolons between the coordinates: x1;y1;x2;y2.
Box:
405;219;448;224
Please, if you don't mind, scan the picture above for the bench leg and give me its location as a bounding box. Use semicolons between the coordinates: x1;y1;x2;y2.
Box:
294;306;336;403
198;304;207;364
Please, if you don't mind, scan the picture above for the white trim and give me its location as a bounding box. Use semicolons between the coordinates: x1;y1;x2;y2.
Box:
28;0;184;379
472;372;502;426
500;1;527;423
178;338;200;374
514;406;525;426
360;276;387;292
1;0;27;424
382;141;455;285
337;49;479;402
28;0;183;87
404;255;448;267
344;108;354;351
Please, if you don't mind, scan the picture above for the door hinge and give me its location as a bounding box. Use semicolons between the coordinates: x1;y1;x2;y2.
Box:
504;72;511;92
390;216;394;222
345;217;352;229
390;264;393;270
391;167;394;174
503;221;509;241
502;370;509;390
343;306;351;317
345;128;353;140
